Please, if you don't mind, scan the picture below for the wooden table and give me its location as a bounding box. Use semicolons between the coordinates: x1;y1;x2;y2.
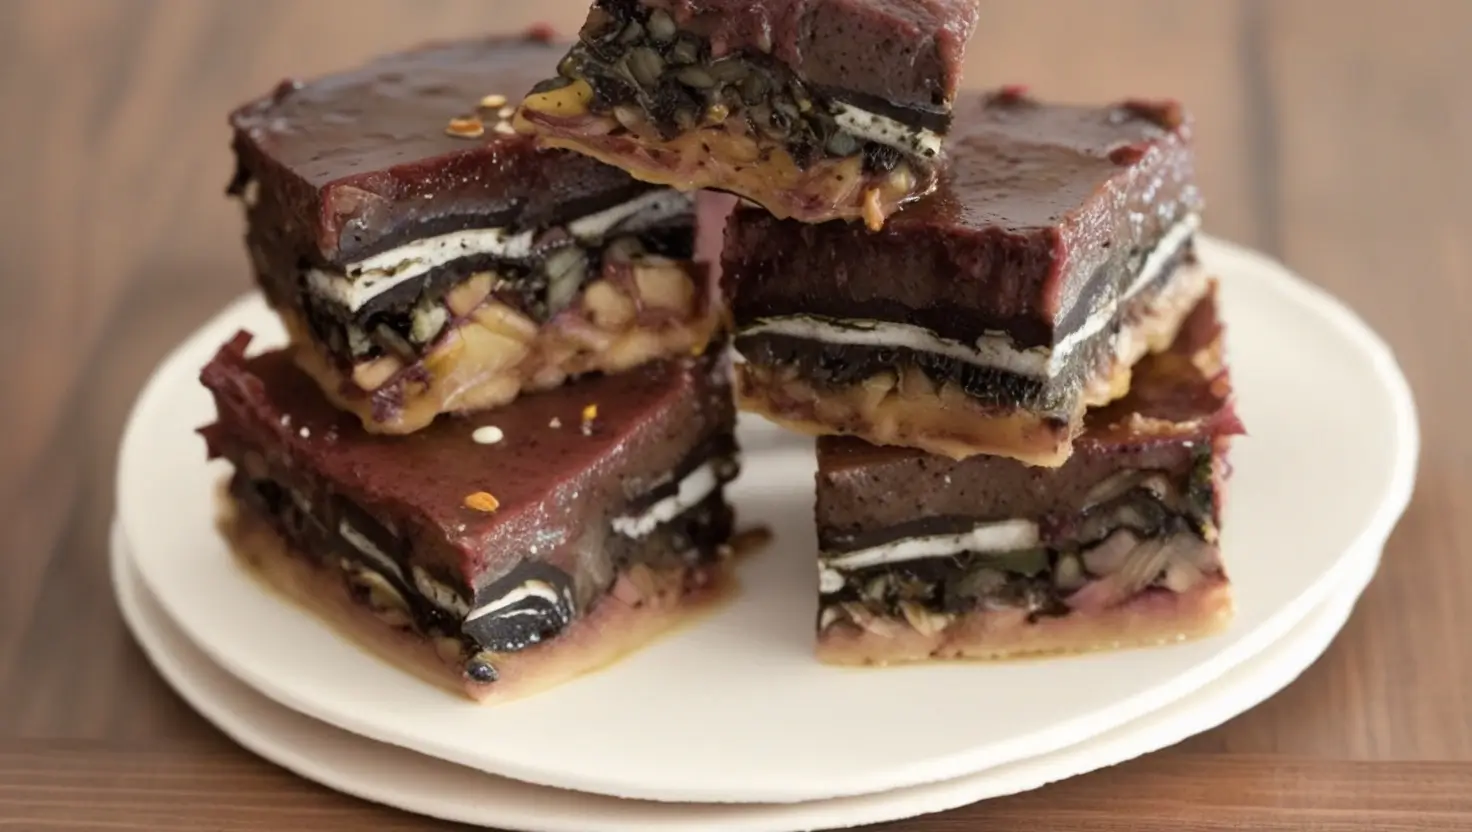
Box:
2;0;1469;828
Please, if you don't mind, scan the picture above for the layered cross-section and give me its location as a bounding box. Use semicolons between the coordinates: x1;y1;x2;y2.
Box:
813;287;1241;665
726;91;1208;465
228;34;720;434
515;0;980;228
199;333;741;702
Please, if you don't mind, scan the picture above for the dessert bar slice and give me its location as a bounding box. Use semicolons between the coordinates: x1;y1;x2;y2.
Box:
199;333;741;703
229;34;719;434
515;0;980;229
813;286;1240;665
726;90;1209;466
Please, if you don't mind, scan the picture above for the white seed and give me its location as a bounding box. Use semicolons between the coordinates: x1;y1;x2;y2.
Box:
472;425;504;445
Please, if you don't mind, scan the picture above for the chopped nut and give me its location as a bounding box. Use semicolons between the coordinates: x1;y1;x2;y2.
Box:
445;116;486;138
900;601;951;638
479;93;508;110
472;301;538;342
352;355;404;392
861;187;884;231
435;636;466;665
464;491;500;512
582;280;636;329
472;425;504;445
818;605;843;631
633;262;695;312
445;273;495;318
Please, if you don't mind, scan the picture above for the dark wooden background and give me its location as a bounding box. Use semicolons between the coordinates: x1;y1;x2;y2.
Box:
2;0;1470;828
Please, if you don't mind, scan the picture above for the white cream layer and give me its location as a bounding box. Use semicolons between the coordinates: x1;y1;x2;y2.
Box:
821;519;1040;573
411;565;472;618
611;459;722;539
339;520;405;581
738;213;1200;381
465;579;563;623
830;102;943;159
308;189;694;313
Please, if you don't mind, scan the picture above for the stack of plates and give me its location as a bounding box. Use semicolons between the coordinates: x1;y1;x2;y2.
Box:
112;237;1417;831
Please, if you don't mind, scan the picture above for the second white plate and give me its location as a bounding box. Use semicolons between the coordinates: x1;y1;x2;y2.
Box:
116;236;1418;803
113;518;1382;831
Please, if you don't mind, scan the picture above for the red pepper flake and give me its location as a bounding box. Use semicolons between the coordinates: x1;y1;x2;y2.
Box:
525;22;557;42
1108;141;1151;165
1117;98;1185;131
464;491;500;512
994;84;1031;104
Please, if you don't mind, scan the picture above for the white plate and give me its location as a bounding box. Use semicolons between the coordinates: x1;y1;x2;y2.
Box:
116;236;1418;803
113;518;1382;832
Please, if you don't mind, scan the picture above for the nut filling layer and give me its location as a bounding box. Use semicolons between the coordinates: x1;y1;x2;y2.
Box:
288;210;720;434
224;436;741;688
515;3;944;228
817;456;1227;651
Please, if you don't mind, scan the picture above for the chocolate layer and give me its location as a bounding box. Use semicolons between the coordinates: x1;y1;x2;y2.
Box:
199;333;740;665
229;32;668;268
723;90;1201;351
637;0;980;118
813;290;1240;632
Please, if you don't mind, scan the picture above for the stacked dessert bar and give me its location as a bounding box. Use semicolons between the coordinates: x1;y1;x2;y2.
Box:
515;0;982;229
198;33;743;701
512;3;1242;666
197;2;1245;694
717;90;1242;664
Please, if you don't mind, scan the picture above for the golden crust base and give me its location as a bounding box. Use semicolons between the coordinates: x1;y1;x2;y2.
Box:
817;578;1234;666
219;495;737;704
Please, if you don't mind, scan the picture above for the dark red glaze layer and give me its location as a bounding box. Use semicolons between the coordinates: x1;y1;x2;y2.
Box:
229;35;657;268
815;288;1241;543
722;90;1202;349
644;0;979;115
199;333;735;589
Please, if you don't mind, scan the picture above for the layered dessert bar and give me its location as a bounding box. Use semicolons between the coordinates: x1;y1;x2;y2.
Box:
813;287;1240;665
228;34;720;435
726;90;1210;466
199;332;741;703
514;0;980;229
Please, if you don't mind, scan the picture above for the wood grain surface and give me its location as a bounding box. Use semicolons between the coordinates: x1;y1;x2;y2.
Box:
1;0;1468;828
